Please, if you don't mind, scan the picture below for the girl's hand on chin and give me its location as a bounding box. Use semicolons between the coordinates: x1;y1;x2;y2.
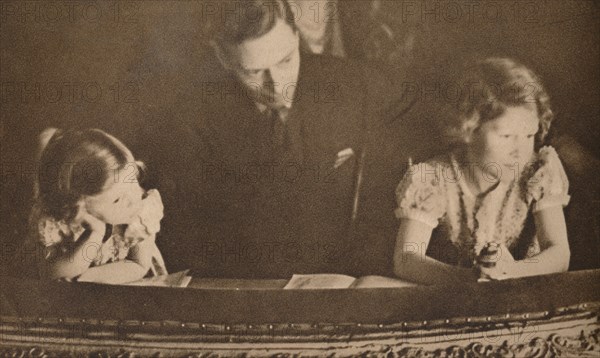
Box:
79;209;107;234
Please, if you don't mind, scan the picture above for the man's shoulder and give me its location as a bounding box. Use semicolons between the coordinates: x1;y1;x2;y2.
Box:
302;52;355;67
301;53;374;79
302;53;411;97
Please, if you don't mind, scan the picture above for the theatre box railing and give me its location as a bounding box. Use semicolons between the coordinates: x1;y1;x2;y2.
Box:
1;270;599;357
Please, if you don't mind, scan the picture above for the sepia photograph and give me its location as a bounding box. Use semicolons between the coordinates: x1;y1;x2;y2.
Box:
1;0;599;356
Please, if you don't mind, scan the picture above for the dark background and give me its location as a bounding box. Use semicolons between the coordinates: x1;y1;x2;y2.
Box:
1;0;598;276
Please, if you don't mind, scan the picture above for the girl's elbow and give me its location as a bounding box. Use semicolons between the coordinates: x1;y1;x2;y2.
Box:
393;252;417;278
393;261;404;278
546;244;570;273
392;255;405;277
559;247;571;272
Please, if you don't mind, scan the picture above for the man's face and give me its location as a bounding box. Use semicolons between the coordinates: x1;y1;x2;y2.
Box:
217;18;300;109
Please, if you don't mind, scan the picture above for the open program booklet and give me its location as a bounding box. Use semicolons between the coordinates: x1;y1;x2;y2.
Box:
122;270;192;288
284;274;418;289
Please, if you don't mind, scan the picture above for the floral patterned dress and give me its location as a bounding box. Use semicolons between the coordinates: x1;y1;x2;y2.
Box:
29;189;167;280
395;146;570;267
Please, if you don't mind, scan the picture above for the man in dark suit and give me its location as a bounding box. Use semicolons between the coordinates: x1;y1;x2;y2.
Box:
151;0;420;278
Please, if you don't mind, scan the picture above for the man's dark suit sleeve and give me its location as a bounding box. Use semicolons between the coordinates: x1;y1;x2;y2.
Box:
350;61;427;276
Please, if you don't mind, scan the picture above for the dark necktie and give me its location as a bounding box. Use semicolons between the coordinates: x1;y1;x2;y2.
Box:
270;108;289;162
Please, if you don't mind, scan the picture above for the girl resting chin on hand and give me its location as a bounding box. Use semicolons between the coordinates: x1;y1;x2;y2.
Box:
28;128;168;284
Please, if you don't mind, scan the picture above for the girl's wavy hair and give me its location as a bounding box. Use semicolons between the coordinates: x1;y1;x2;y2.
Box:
36;128;145;222
445;57;554;149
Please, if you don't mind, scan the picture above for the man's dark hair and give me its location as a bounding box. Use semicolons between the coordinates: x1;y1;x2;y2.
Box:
204;0;297;45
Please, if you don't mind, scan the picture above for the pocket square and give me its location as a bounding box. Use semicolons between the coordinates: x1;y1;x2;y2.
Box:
334;148;355;169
